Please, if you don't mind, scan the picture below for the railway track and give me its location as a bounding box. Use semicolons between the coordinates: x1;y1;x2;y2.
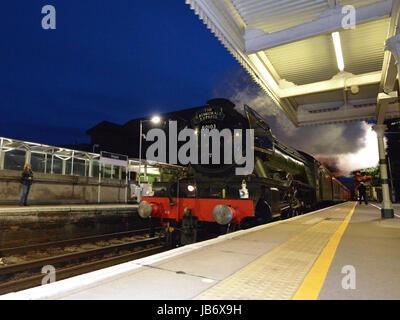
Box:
0;229;168;295
0;228;161;256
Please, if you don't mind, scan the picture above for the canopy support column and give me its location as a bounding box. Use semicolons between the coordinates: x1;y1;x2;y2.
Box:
372;124;394;218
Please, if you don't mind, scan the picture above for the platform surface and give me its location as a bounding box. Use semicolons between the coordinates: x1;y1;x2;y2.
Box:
2;201;400;300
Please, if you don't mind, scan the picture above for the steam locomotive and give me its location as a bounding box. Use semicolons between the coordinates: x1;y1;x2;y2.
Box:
138;99;350;245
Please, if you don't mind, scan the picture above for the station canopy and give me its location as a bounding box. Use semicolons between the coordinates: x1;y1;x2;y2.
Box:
186;0;400;126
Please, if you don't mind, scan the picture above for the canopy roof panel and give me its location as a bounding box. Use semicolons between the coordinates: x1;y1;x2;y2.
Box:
186;0;400;126
265;33;338;85
232;0;332;33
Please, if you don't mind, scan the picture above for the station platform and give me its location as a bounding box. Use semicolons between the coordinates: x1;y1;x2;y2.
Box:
0;204;140;248
2;201;399;300
0;203;138;215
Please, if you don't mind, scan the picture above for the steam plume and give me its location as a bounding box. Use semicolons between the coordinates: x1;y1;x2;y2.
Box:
214;69;378;176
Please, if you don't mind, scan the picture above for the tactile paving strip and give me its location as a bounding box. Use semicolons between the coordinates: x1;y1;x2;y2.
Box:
194;203;354;300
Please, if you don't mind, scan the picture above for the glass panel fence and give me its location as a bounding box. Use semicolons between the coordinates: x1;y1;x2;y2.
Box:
31;152;46;172
73;158;86;176
4;149;26;171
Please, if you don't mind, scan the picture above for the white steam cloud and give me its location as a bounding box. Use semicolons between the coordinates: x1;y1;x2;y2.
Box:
214;69;379;176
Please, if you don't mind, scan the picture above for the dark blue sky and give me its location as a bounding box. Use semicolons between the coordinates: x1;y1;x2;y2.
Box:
0;0;240;145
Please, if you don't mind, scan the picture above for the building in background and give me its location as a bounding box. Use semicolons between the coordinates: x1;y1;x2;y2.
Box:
86;105;203;159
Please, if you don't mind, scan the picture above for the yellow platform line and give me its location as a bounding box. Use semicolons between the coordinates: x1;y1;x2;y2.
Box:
194;202;354;300
292;202;357;300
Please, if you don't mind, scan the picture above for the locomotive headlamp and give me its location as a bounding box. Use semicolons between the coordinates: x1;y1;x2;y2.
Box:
187;185;196;192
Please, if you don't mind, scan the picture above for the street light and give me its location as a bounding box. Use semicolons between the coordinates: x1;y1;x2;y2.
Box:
151;116;161;124
137;115;188;196
139;115;162;188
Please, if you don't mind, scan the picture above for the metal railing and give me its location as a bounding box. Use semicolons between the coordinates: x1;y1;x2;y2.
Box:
0;137;184;181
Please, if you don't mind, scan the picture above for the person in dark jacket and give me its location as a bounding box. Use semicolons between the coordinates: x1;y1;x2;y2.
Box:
20;163;33;206
358;182;368;205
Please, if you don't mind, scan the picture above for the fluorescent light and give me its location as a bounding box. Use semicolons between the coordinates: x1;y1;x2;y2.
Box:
248;53;279;92
332;32;344;72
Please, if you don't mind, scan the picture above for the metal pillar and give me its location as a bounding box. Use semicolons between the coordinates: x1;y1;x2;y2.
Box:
372;125;394;218
125;166;128;203
51;152;54;174
25;150;31;165
139;120;143;187
98;163;102;203
62;159;66;175
0;138;4;170
88;159;93;177
44;153;48;173
71;151;75;175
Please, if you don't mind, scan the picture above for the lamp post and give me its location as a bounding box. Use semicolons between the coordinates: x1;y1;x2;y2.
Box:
92;144;100;153
138;116;161;188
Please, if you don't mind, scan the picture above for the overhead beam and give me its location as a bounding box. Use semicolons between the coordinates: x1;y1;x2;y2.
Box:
298;104;377;126
376;91;398;124
244;0;392;53
298;102;399;126
299;98;377;111
381;0;400;93
247;53;298;125
279;72;381;98
381;54;398;93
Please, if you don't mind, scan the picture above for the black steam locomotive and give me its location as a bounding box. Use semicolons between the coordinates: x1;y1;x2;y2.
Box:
138;98;350;245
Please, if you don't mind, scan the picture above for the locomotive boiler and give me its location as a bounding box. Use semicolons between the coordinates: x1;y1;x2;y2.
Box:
138;98;350;246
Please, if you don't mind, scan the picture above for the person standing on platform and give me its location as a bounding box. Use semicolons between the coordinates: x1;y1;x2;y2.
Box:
358;182;368;205
20;163;33;206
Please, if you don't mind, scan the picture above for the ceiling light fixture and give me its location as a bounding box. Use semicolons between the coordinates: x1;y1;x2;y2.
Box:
332;32;344;72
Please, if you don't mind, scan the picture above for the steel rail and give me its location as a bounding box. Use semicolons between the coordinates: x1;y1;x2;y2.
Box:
0;244;168;295
0;236;164;278
0;227;162;256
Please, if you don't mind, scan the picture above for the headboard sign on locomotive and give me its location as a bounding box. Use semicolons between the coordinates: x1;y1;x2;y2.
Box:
139;98;350;246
